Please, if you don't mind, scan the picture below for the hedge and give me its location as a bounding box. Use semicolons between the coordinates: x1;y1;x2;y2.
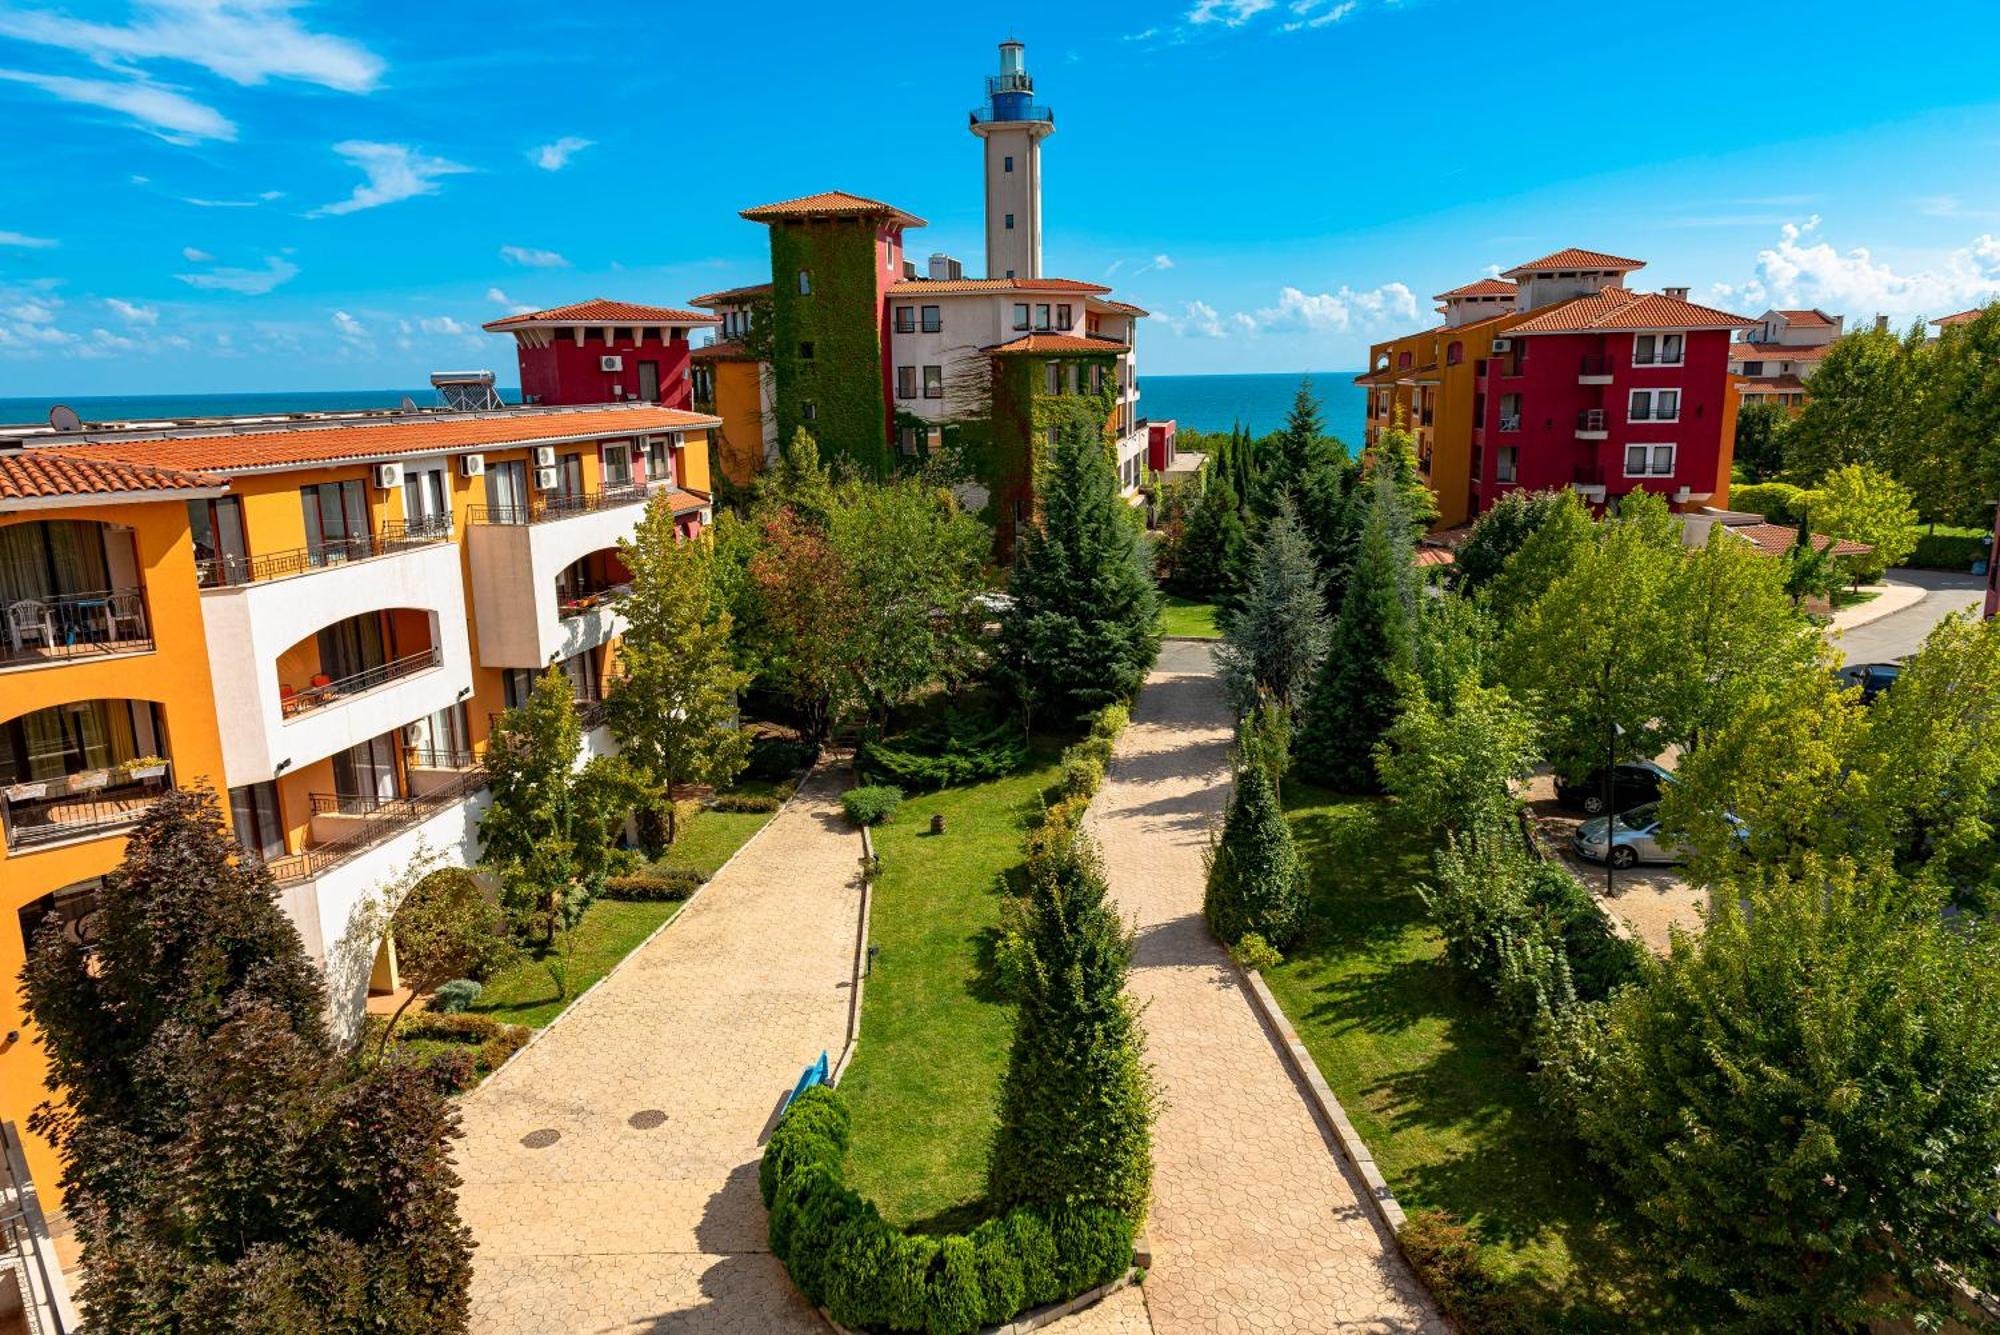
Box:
862;711;1029;790
748;734;820;782
1910;531;1990;570
842;785;904;827
711;792;782;814
603;867;706;901
762;1086;1134;1334
1730;481;1809;525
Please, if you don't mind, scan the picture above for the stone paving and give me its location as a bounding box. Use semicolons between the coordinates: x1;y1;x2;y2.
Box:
1086;640;1448;1334
453;763;864;1334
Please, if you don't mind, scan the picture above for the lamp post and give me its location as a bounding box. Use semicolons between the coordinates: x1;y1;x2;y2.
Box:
1603;719;1624;900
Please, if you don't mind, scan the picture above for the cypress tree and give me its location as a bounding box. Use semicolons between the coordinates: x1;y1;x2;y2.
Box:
1295;472;1417;790
1217;494;1329;713
1257;378;1330;517
1173;471;1247;599
21;786;473;1332
1001;421;1162;723
1204;751;1308;948
988;832;1155;1221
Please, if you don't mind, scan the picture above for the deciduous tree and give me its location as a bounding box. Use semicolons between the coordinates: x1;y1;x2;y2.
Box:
1808;462;1919;582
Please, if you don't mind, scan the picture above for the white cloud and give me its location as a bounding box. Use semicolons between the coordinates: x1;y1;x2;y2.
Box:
0;0;383;92
0;229;56;248
1706;217;2000;326
182;246;213;261
532;136;593;171
485;286;534;315
1282;0;1355;28
1163;281;1418;340
104;297;158;325
1189;0;1275;25
330;308;369;346
0;69;234;143
418;315;471;336
499;244;568;269
176;255;299;294
310;141;471;217
1164;300;1227;339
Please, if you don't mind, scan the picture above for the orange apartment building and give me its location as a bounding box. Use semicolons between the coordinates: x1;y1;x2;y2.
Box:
0;401;716;1234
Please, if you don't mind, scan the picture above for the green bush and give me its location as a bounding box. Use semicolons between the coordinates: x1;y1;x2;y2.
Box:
1910;531;1990;570
1089;703;1130;739
762;1085;1135;1332
861;710;1029;790
710;792;782;814
426;978;481;1013
748;733;820;781
1060;751;1105;799
1731;481;1809;525
842;785;904;827
602;867;705;901
1204;760;1308;949
1398;1208;1540;1333
1071;733;1115;768
398;1011;499;1043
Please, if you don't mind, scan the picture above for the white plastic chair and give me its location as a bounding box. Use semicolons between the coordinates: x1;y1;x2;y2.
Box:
104;592;146;643
7;599;55;653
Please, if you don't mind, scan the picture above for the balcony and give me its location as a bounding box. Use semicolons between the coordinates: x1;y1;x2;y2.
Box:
1575;409;1609;440
281;647;444;718
1498;415;1523;433
1;586;152;669
196;515;451;588
467;483;648;527
1572;463;1608;502
3;762;172;852
1579;354;1613;384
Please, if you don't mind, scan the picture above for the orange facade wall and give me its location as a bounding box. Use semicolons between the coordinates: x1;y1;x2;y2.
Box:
711;361;768;487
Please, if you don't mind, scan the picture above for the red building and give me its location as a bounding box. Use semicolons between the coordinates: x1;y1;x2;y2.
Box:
1471;250;1752;512
483;299;718;409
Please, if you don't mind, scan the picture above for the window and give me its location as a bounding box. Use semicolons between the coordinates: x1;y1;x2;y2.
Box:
1495;446;1519;483
802;402;818;420
642;436;672;484
1013;303;1030;331
1446;340;1464;366
797;340;815;360
299;480;368;564
894;306;915;333
898;427;922;457
1004;154;1014;173
229;782;285;862
1397;351;1412;369
19;878;109;955
501;668;535;708
797;270;812;295
1005;213;1015;230
1046;362;1061;394
1035;303;1052;331
1005;269;1016;279
601;442;633;488
1056;304;1073;330
1628;388;1680;422
188;495;248;584
1633;332;1684;365
1624;443;1676;477
1742;360;1765;377
1498;393;1523;431
920;305;941;333
897;366;917;399
922;365;943;399
557;650;600;704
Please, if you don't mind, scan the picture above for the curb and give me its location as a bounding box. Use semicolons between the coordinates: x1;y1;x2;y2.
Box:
830;821;874;1086
456;760;828;1102
1828;582;1926;633
1233;961;1410;1235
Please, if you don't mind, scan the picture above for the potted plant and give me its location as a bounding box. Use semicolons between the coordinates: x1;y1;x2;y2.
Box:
120;755;168;781
4;780;48;802
71;768;111;791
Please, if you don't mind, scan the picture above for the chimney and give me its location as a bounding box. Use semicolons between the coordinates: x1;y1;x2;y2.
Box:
1664;286;1689;300
927;253;964;281
1875;314;1890;333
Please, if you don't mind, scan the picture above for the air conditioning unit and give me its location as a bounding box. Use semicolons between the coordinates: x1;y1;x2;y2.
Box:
533;446;557;468
1490;338;1513;353
372;461;404;490
459;453;486;478
534;466;560;491
600;355;624;372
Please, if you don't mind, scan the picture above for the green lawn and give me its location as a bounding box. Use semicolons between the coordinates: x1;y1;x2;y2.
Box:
836;747;1064;1234
655;776;787;878
1259;783;1675;1329
1160;593;1221;639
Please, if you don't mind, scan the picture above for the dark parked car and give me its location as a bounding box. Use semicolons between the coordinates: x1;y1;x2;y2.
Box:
1555;760;1674;816
1836;662;1901;704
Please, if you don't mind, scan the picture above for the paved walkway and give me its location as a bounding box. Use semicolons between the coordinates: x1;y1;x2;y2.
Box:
454;765;864;1334
1086;641;1446;1334
1830;567;1984;663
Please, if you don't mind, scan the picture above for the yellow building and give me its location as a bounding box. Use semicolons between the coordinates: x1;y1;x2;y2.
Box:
687;283;776;487
0;401;716;1227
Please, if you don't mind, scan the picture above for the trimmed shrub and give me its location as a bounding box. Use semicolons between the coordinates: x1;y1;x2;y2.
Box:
426;978;481;1013
968;1216;1027;1324
1089;703;1130;739
475;1029;528;1073
398;1011;498;1043
1731;481;1809;525
1071;733;1115;768
603;867;705;901
842;785;904;827
748;733;820;781
1060;751;1105;799
1910;531;1989;570
928;1236;984;1335
861;710;1030;790
710;792;782;814
1398;1208;1539;1334
759;1084;850;1207
425;1048;477;1093
1204;759;1308;949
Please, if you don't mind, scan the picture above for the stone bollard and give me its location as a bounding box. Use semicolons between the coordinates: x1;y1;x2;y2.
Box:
930;813;946;836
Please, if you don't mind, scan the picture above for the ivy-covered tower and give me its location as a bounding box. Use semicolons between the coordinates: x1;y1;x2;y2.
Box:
739;191;927;477
971;41;1053;282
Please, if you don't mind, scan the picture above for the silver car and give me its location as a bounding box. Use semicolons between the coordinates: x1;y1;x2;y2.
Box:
1573;801;1687;869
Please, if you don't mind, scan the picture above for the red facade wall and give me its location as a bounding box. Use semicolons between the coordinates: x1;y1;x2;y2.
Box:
515;330;695;409
1473;327;1737;510
874;225;907;446
1147;419;1178;472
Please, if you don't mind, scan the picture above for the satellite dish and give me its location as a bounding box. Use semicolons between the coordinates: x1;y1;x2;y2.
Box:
399;395;417;412
48;404;82;432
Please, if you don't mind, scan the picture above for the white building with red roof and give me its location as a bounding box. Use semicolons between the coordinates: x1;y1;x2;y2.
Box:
1729;308;1846;409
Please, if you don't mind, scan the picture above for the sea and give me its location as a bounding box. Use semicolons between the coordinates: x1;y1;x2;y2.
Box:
0;371;1367;447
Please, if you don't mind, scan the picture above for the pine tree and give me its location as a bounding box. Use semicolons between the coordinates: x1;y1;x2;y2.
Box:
611;495;753;845
20;787;473;1332
1295;472;1417;790
988;832;1155;1221
1217;495;1329;713
1205;748;1308;949
1257;379;1326;515
1172;471;1247;598
1001;421;1163;723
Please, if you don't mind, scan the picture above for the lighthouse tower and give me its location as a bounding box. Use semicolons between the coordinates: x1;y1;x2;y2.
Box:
970;41;1053;281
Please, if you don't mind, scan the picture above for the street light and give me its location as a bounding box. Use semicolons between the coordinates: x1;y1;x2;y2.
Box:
1603;720;1624;900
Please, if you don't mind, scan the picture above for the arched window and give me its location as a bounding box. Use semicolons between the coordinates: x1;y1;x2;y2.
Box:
1446;340;1464;366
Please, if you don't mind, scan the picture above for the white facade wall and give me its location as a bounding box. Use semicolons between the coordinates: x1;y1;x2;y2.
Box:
465;499;645;668
977;124;1049;280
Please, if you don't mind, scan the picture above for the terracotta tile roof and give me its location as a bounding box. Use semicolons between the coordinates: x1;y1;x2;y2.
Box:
1731;341;1835;361
1774;308;1837;327
661;488;709;515
1932;307;1988;328
0;450;222;502
986;333;1129;356
1413;546;1456;568
1434;278;1518;300
1732;522;1871;559
1502;248;1647;277
1091;298;1151;317
46;405;720;476
690;340;758;362
738;191;925;228
483;299;719;331
887;276;1111;297
686;283;772;308
1738;374;1811;394
1504;287;1756;335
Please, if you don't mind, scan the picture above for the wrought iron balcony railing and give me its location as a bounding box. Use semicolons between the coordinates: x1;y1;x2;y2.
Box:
197;515;452;588
281;646;443;718
1;586;152;666
468;484;650;527
3;766;172;849
263;765;486;885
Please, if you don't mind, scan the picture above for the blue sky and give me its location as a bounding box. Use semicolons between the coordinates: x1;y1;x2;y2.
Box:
2;0;1999;396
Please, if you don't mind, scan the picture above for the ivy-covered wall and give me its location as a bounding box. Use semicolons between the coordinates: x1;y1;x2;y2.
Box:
986;353;1118;558
767;221;890;476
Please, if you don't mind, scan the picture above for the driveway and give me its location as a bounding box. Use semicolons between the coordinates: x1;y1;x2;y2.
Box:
1830;567;1984;664
1524;775;1706;953
1087;641;1445;1335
